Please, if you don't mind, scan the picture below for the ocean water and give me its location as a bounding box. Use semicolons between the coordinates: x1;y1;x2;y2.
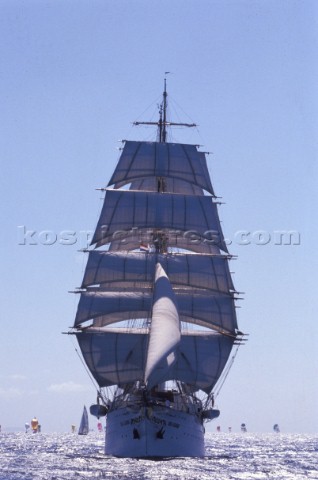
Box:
0;432;317;480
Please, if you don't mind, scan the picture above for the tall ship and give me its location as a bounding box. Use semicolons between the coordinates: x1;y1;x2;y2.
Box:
69;79;244;457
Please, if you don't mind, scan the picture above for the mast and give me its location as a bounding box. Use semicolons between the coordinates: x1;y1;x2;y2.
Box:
133;75;197;253
133;75;197;143
161;77;167;143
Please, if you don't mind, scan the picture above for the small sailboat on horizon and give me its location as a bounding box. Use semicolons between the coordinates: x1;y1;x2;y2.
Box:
31;417;40;433
78;406;89;435
241;423;247;432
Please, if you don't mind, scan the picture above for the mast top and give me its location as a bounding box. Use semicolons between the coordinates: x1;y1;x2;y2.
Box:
161;75;168;143
133;76;197;143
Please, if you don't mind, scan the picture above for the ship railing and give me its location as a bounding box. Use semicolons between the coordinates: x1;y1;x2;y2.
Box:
110;391;202;414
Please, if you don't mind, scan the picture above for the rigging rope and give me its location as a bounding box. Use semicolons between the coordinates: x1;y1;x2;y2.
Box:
214;344;241;399
68;335;99;394
75;347;99;393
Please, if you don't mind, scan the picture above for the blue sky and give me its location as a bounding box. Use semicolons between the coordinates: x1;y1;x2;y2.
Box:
1;0;317;433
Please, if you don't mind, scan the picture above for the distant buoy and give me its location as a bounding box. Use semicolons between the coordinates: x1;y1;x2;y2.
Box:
273;424;280;433
216;426;221;432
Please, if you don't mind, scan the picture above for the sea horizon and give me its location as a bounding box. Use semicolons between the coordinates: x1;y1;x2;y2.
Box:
1;431;317;479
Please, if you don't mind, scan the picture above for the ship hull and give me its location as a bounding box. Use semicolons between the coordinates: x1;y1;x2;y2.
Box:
105;404;205;457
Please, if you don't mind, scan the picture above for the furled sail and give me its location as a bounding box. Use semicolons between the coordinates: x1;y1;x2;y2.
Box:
144;263;181;389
